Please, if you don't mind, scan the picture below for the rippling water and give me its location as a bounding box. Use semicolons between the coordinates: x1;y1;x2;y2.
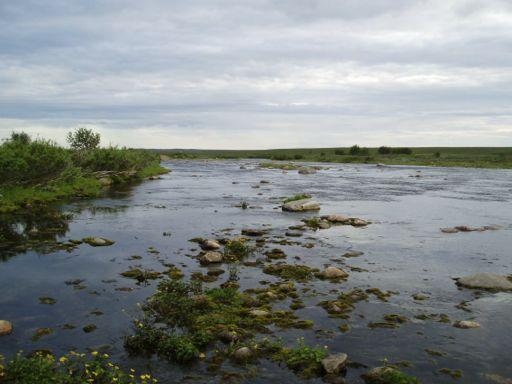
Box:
1;160;511;383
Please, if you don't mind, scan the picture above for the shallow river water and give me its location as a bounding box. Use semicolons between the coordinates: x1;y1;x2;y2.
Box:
1;160;512;383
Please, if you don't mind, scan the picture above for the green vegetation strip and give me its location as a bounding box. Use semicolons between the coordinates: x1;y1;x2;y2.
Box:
0;129;169;214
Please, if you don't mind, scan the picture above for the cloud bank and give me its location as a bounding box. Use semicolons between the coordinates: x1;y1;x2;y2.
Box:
1;0;511;148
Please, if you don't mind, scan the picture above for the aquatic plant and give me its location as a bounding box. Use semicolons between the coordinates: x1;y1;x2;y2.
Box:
263;263;318;282
272;338;328;378
283;193;311;203
223;239;252;262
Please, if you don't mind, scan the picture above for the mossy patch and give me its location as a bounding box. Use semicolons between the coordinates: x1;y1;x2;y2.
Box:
263;263;319;282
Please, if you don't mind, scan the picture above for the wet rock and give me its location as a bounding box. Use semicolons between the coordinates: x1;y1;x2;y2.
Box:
362;366;415;383
241;229;267;237
441;227;460;233
350;218;369;227
83;237;115;247
413;294;429;301
83;324;97;333
483;373;512;384
233;347;252;362
282;199;320;212
285;231;303;237
323;266;349;279
0;320;12;336
322;353;348;374
298;167;317;174
219;330;239;344
200;251;224;264
456;273;512;291
260;180;270;184
250;309;269;317
201;239;221;250
318;220;331;229
343;250;364;258
454;320;481;329
323;214;351;224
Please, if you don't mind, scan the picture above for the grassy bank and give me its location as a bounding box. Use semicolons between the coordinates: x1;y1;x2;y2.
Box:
0;131;168;214
157;146;512;169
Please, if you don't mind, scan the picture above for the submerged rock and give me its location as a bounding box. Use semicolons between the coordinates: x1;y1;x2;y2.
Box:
250;309;269;317
0;320;12;336
322;353;348;374
298;167;317;175
454;320;481;329
282;199;320;212
343;250;364;258
456;273;512;291
241;228;267;237
323;266;349;279
201;251;224;264
83;237;115;247
233;347;252;362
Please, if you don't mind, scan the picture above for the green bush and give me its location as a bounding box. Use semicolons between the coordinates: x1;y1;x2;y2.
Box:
378;146;392;155
74;147;159;172
67;127;100;151
334;149;345;155
0;135;71;186
349;145;369;156
391;147;413;155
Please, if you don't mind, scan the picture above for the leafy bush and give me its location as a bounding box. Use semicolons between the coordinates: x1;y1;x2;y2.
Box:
293;154;304;160
334;149;345;155
391;147;413;155
74;147;160;172
67;127;100;151
378;146;392;155
0;135;71;186
349;145;369;156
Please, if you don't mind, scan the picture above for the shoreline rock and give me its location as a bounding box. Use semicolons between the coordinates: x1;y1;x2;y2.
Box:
282;199;321;212
456;273;512;291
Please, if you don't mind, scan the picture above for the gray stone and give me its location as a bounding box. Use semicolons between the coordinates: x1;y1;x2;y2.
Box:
83;237;115;246
343;250;364;257
457;273;512;291
201;251;223;264
201;239;221;250
324;266;349;279
454;320;481;329
323;214;351;224
250;309;269;317
298;167;317;174
282;199;320;212
322;353;348;374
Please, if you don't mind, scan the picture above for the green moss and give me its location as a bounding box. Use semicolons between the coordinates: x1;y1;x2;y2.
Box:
263;264;319;282
272;338;328;378
362;366;420;384
366;288;396;302
32;327;54;341
224;239;253;262
283;193;312;203
438;368;462;379
39;297;57;305
260;162;301;170
318;288;369;318
121;268;161;283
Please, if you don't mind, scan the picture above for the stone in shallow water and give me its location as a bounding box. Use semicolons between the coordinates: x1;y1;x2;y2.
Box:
323;214;351;223
201;239;221;250
456;273;512;291
282;199;320;212
201;251;223;264
454;320;481;329
83;237;115;246
0;320;12;336
343;250;364;258
322;353;348;374
323;266;349;279
249;309;269;317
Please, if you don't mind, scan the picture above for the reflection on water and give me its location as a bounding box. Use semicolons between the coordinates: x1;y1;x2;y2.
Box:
0;160;511;383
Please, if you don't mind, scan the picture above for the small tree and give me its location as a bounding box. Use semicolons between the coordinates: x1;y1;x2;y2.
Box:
378;146;391;155
67;128;100;151
10;131;31;145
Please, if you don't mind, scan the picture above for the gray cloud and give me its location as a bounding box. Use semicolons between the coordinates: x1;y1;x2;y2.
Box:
0;0;511;147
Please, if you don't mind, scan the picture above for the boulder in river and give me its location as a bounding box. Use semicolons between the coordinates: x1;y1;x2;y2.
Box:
200;251;224;264
83;237;115;246
298;167;317;175
282;199;320;212
456;273;512;291
201;239;221;250
343;250;364;258
0;320;12;336
322;214;351;224
241;228;267;237
322;353;348;374
323;266;349;279
454;320;480;329
233;346;252;362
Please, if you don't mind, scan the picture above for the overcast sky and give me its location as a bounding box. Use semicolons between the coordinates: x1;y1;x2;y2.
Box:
1;0;511;148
